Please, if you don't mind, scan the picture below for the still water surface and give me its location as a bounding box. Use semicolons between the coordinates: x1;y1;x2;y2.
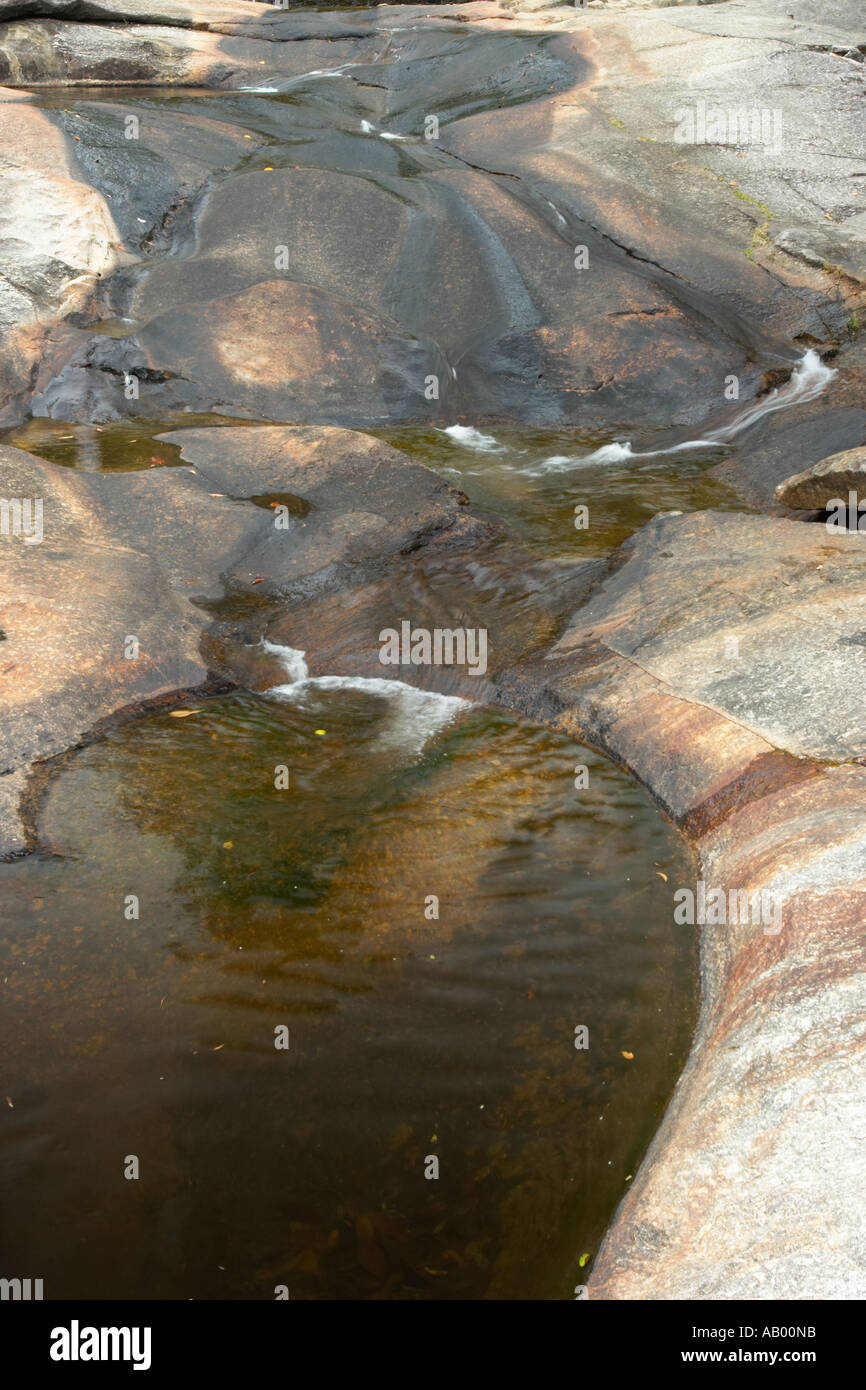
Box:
0;684;696;1299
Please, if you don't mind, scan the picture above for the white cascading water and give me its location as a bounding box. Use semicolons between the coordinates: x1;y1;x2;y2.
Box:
240;67;355;93
441;425;502;451
440;350;835;473
360;120;407;141
556;349;836;470
261;640;468;756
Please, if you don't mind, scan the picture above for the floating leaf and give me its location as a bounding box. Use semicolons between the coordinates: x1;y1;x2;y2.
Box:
169;709;200;718
579;1252;591;1268
621;1050;634;1060
656;871;668;882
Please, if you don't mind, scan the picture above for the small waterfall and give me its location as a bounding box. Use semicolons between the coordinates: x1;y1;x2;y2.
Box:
539;350;835;471
261;641;468;755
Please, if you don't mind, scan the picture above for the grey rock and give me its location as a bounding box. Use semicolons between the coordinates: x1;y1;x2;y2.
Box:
548;510;866;763
775;444;866;509
775;224;866;282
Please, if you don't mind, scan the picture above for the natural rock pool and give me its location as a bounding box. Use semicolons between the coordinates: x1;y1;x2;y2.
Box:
1;682;695;1299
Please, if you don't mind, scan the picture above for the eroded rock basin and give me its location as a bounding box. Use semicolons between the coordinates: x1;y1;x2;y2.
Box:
1;0;865;1303
1;690;695;1299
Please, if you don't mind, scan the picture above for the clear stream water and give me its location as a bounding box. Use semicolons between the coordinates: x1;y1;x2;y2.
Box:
0;74;836;1300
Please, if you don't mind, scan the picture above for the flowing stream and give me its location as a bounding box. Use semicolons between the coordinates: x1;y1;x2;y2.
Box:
0;59;840;1301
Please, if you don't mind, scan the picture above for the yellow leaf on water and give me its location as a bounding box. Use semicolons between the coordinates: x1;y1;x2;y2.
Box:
621;1051;634;1060
223;841;233;850
169;709;200;718
579;1252;590;1268
656;871;668;882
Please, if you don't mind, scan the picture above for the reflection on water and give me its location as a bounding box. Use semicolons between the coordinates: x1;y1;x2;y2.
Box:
0;417;273;473
0;692;696;1299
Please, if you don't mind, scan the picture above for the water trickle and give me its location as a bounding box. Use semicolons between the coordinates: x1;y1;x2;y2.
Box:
262;640;470;756
538;350;835;472
441;425;503;452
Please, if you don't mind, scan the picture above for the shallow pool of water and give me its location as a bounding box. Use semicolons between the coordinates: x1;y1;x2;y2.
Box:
0;688;696;1300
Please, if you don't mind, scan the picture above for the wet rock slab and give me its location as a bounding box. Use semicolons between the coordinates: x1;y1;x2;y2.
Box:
4;2;845;432
0;17;379;90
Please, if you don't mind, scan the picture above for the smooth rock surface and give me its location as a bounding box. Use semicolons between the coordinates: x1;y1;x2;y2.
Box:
14;17;840;431
0;92;126;421
3;1;862;433
157;424;480;597
775;444;866;509
0;88;269;422
546;511;866;763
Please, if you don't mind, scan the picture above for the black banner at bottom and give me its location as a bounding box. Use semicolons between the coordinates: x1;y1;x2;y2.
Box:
1;1298;853;1375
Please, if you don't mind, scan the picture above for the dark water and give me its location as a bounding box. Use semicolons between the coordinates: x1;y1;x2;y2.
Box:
0;689;696;1300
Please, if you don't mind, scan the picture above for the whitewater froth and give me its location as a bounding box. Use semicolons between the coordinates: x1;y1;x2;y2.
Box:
537;350;834;473
261;640;468;755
